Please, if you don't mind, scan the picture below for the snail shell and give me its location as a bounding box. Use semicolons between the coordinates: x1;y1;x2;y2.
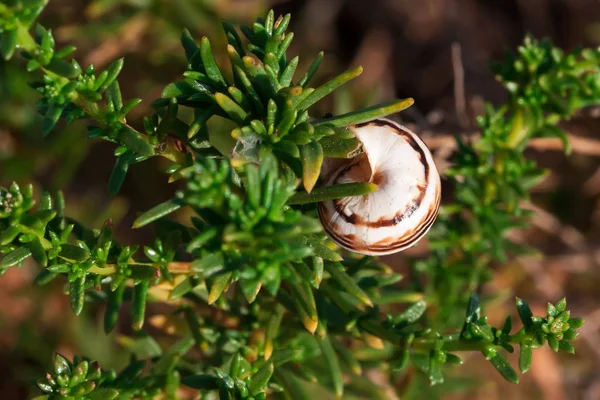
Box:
318;118;441;256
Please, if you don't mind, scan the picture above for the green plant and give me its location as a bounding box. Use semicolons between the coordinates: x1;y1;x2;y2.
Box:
0;0;593;398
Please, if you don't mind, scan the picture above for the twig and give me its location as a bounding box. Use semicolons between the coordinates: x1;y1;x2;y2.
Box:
451;42;469;128
583;168;600;196
521;201;588;252
422;131;600;157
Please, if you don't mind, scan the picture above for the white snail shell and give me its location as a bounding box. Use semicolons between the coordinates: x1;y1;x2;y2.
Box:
318;118;441;256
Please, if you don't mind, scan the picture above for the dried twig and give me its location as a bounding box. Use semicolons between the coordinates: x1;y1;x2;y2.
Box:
421;131;600;157
451;42;469;128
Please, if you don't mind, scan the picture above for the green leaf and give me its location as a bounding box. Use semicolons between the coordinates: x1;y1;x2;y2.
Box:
319;136;362;158
556;298;567;313
558;340;575;353
318;336;344;398
54;45;77;59
325;262;373;307
119;126;155;157
275;369;312;400
313;98;414;127
34;269;58;285
298;51;324;87
232;66;265;116
215;93;248;125
446;354;462;365
132;280;149;330
104;281;126;334
106;82;123;111
548;336;559;352
152;336;195;374
331;338;362;375
183;306;203;347
240;279;262;303
99;58;124;91
245;164;261;208
569;318;584;329
265;10;275;34
42;103;64;136
249;361;274;396
0;29;18;60
519;343;532;373
428;355;444;386
392;300;427;326
188;106;217;138
489;353;519;384
299;236;342;262
276;107;297;138
287;182;377;205
280;56;299;87
54;353;71;375
170;277;199;300
0;247;32;269
465;292;481;323
182;374;221;390
223;22;245;56
297;66;362;110
133;198;184;228
88;389;119;400
181;29;199;62
516;297;534;329
70;275;86;315
266;98;277;130
299;141;323;193
288;281;318;332
265;305;284;360
273;139;299;158
108;151;133;196
114;359;145;385
190;252;224;276
274;13;292;36
200;37;227;87
161;80;199;98
58;244;90;262
29;237;48;267
208;271;232;304
46;58;81;78
0;225;20;245
276;32;294;60
117;334;162;359
313;256;324;286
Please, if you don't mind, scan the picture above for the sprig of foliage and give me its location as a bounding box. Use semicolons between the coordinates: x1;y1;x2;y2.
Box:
417;35;600;328
0;1;589;398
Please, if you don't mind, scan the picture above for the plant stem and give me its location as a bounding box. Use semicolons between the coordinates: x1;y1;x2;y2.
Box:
15;22;186;165
87;261;192;276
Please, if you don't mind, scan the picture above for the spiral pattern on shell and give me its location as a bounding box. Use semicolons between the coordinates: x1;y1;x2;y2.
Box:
318;118;441;256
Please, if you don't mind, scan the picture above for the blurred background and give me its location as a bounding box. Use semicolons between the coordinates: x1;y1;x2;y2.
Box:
2;0;600;398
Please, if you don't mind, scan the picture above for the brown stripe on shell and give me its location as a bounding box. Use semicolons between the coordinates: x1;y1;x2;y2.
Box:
365;183;441;252
331;180;428;228
366;193;440;252
318;183;441;255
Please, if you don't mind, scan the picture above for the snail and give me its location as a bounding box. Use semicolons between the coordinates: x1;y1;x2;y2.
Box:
318;118;441;256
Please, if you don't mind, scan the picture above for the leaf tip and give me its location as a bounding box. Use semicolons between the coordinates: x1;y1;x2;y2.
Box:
303;317;318;334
